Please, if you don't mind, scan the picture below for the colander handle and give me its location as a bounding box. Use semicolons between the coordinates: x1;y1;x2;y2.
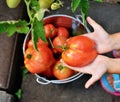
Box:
35;74;51;85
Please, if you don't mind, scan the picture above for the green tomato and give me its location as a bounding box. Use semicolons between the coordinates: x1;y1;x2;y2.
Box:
6;0;21;8
51;0;63;10
51;2;60;10
39;0;54;9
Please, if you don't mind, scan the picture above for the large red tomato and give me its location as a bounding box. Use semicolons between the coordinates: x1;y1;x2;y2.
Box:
24;45;55;74
53;61;74;80
44;24;57;39
62;36;97;67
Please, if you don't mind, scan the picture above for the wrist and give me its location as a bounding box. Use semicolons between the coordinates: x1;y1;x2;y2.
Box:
109;32;120;50
106;57;120;74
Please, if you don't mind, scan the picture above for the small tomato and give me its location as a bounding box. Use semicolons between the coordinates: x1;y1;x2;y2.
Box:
27;38;48;48
53;61;74;80
44;24;57;39
52;36;67;53
57;27;69;38
39;0;54;9
6;0;21;8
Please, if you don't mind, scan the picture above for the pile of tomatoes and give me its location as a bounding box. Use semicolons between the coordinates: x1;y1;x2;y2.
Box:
24;23;97;80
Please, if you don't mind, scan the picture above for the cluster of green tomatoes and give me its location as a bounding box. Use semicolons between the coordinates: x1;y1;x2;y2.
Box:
6;0;63;10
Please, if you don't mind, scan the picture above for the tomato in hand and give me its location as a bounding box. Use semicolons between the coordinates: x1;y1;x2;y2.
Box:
44;24;57;39
52;35;67;53
57;27;69;38
24;45;55;74
53;61;74;80
62;36;97;67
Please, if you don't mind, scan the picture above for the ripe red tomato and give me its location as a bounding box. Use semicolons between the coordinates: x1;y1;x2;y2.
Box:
44;24;57;39
41;64;54;78
27;38;48;48
62;36;97;67
57;27;69;38
24;45;55;74
53;61;74;80
52;35;67;53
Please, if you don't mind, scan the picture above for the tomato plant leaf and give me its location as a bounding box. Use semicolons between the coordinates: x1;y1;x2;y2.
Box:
71;0;89;26
0;20;29;36
71;0;81;12
15;89;22;99
30;0;40;11
32;18;47;50
94;0;103;2
79;0;89;25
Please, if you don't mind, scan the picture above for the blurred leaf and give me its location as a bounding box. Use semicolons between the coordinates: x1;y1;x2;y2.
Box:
32;18;47;50
22;66;29;79
71;0;81;12
0;20;29;36
79;0;89;18
95;0;103;2
15;89;22;99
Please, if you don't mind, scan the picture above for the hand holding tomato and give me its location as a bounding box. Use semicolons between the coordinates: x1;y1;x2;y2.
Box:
62;36;98;67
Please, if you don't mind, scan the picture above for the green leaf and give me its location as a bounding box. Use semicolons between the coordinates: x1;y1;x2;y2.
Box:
34;8;47;21
32;18;47;50
79;0;89;25
15;89;22;99
71;0;81;12
79;0;89;18
0;20;29;36
21;66;29;79
30;0;40;11
94;0;103;2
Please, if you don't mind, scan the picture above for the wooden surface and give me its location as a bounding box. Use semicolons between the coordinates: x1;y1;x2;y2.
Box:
21;1;120;102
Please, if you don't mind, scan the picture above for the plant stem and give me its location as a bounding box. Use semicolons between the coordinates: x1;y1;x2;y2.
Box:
24;0;33;23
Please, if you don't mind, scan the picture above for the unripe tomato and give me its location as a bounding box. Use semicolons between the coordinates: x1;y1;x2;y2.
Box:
62;36;97;67
39;0;54;9
53;61;74;80
6;0;21;8
24;45;55;74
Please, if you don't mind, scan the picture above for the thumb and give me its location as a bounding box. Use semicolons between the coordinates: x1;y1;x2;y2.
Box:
85;76;98;89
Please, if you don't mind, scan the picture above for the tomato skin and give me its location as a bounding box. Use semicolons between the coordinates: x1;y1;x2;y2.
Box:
53;61;74;80
6;0;21;8
27;39;48;48
44;24;57;39
39;0;54;9
62;49;97;67
52;36;67;53
67;36;96;52
62;36;97;67
24;45;55;74
57;27;69;38
41;64;54;78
